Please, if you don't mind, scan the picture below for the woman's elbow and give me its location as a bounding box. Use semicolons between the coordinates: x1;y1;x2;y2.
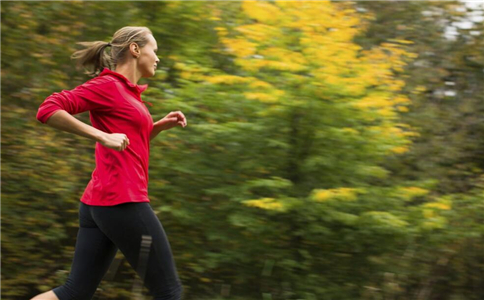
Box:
36;109;63;124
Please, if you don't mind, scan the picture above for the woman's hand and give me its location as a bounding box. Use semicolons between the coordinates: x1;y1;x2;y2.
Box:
156;111;187;131
98;133;130;151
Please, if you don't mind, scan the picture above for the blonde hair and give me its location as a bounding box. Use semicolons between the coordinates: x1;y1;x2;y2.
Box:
70;26;153;77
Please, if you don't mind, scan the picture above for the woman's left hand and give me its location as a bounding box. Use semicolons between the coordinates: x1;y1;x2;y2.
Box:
156;111;187;131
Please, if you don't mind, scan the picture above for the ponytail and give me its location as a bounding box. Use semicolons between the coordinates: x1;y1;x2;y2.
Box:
70;41;112;77
70;26;152;77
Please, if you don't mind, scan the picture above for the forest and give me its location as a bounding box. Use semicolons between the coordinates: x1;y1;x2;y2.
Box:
1;1;483;299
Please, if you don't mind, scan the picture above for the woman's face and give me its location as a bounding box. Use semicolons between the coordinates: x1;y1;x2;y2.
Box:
137;34;160;78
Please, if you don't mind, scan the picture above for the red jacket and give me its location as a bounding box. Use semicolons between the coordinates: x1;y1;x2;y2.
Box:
37;67;154;206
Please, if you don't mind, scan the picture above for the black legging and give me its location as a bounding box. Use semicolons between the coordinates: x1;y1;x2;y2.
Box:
52;202;183;300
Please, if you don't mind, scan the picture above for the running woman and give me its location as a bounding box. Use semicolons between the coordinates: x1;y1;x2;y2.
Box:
31;26;186;300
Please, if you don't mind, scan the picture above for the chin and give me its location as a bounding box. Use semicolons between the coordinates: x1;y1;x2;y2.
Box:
142;70;155;78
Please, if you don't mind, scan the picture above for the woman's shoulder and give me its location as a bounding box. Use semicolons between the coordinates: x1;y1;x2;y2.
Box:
82;73;119;89
73;75;119;100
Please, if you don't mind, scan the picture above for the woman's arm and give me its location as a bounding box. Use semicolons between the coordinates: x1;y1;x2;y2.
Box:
150;119;165;141
45;110;130;151
150;111;187;142
46;110;105;142
37;82;130;151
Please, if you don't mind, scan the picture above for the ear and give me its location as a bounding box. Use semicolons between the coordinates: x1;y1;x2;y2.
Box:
130;43;140;57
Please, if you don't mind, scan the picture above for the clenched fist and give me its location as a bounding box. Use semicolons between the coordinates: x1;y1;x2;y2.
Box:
99;133;130;151
156;111;187;131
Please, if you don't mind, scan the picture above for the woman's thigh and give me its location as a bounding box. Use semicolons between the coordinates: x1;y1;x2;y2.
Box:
90;202;182;298
52;203;118;300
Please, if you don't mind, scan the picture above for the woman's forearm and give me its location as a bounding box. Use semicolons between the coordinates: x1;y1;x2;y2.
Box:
150;112;186;142
150;120;164;141
45;110;106;142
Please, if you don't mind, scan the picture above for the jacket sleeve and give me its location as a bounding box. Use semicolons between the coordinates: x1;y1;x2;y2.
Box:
36;82;114;124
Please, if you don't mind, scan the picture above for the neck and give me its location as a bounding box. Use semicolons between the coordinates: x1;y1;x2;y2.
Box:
114;63;141;86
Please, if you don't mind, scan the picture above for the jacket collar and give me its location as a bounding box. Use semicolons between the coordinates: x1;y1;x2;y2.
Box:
99;67;148;94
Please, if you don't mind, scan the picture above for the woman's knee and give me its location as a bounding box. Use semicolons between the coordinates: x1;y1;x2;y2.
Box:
52;284;96;300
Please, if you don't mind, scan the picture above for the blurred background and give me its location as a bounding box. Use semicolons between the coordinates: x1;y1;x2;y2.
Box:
1;1;484;299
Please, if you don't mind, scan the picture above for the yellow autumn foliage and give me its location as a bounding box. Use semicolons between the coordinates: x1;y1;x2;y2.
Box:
421;198;451;229
244;89;285;103
249;80;273;89
365;124;419;146
390;146;409;154
423;209;435;219
259;47;308;65
205;75;251;85
236;24;281;42
214;26;228;37
220;38;257;57
312;187;363;202
422;197;452;211
341;128;359;135
210;0;417;154
244;92;277;103
423;202;451;210
397;186;429;200
242;198;285;211
353;94;393;109
241;1;283;24
388;38;415;45
413;85;427;94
